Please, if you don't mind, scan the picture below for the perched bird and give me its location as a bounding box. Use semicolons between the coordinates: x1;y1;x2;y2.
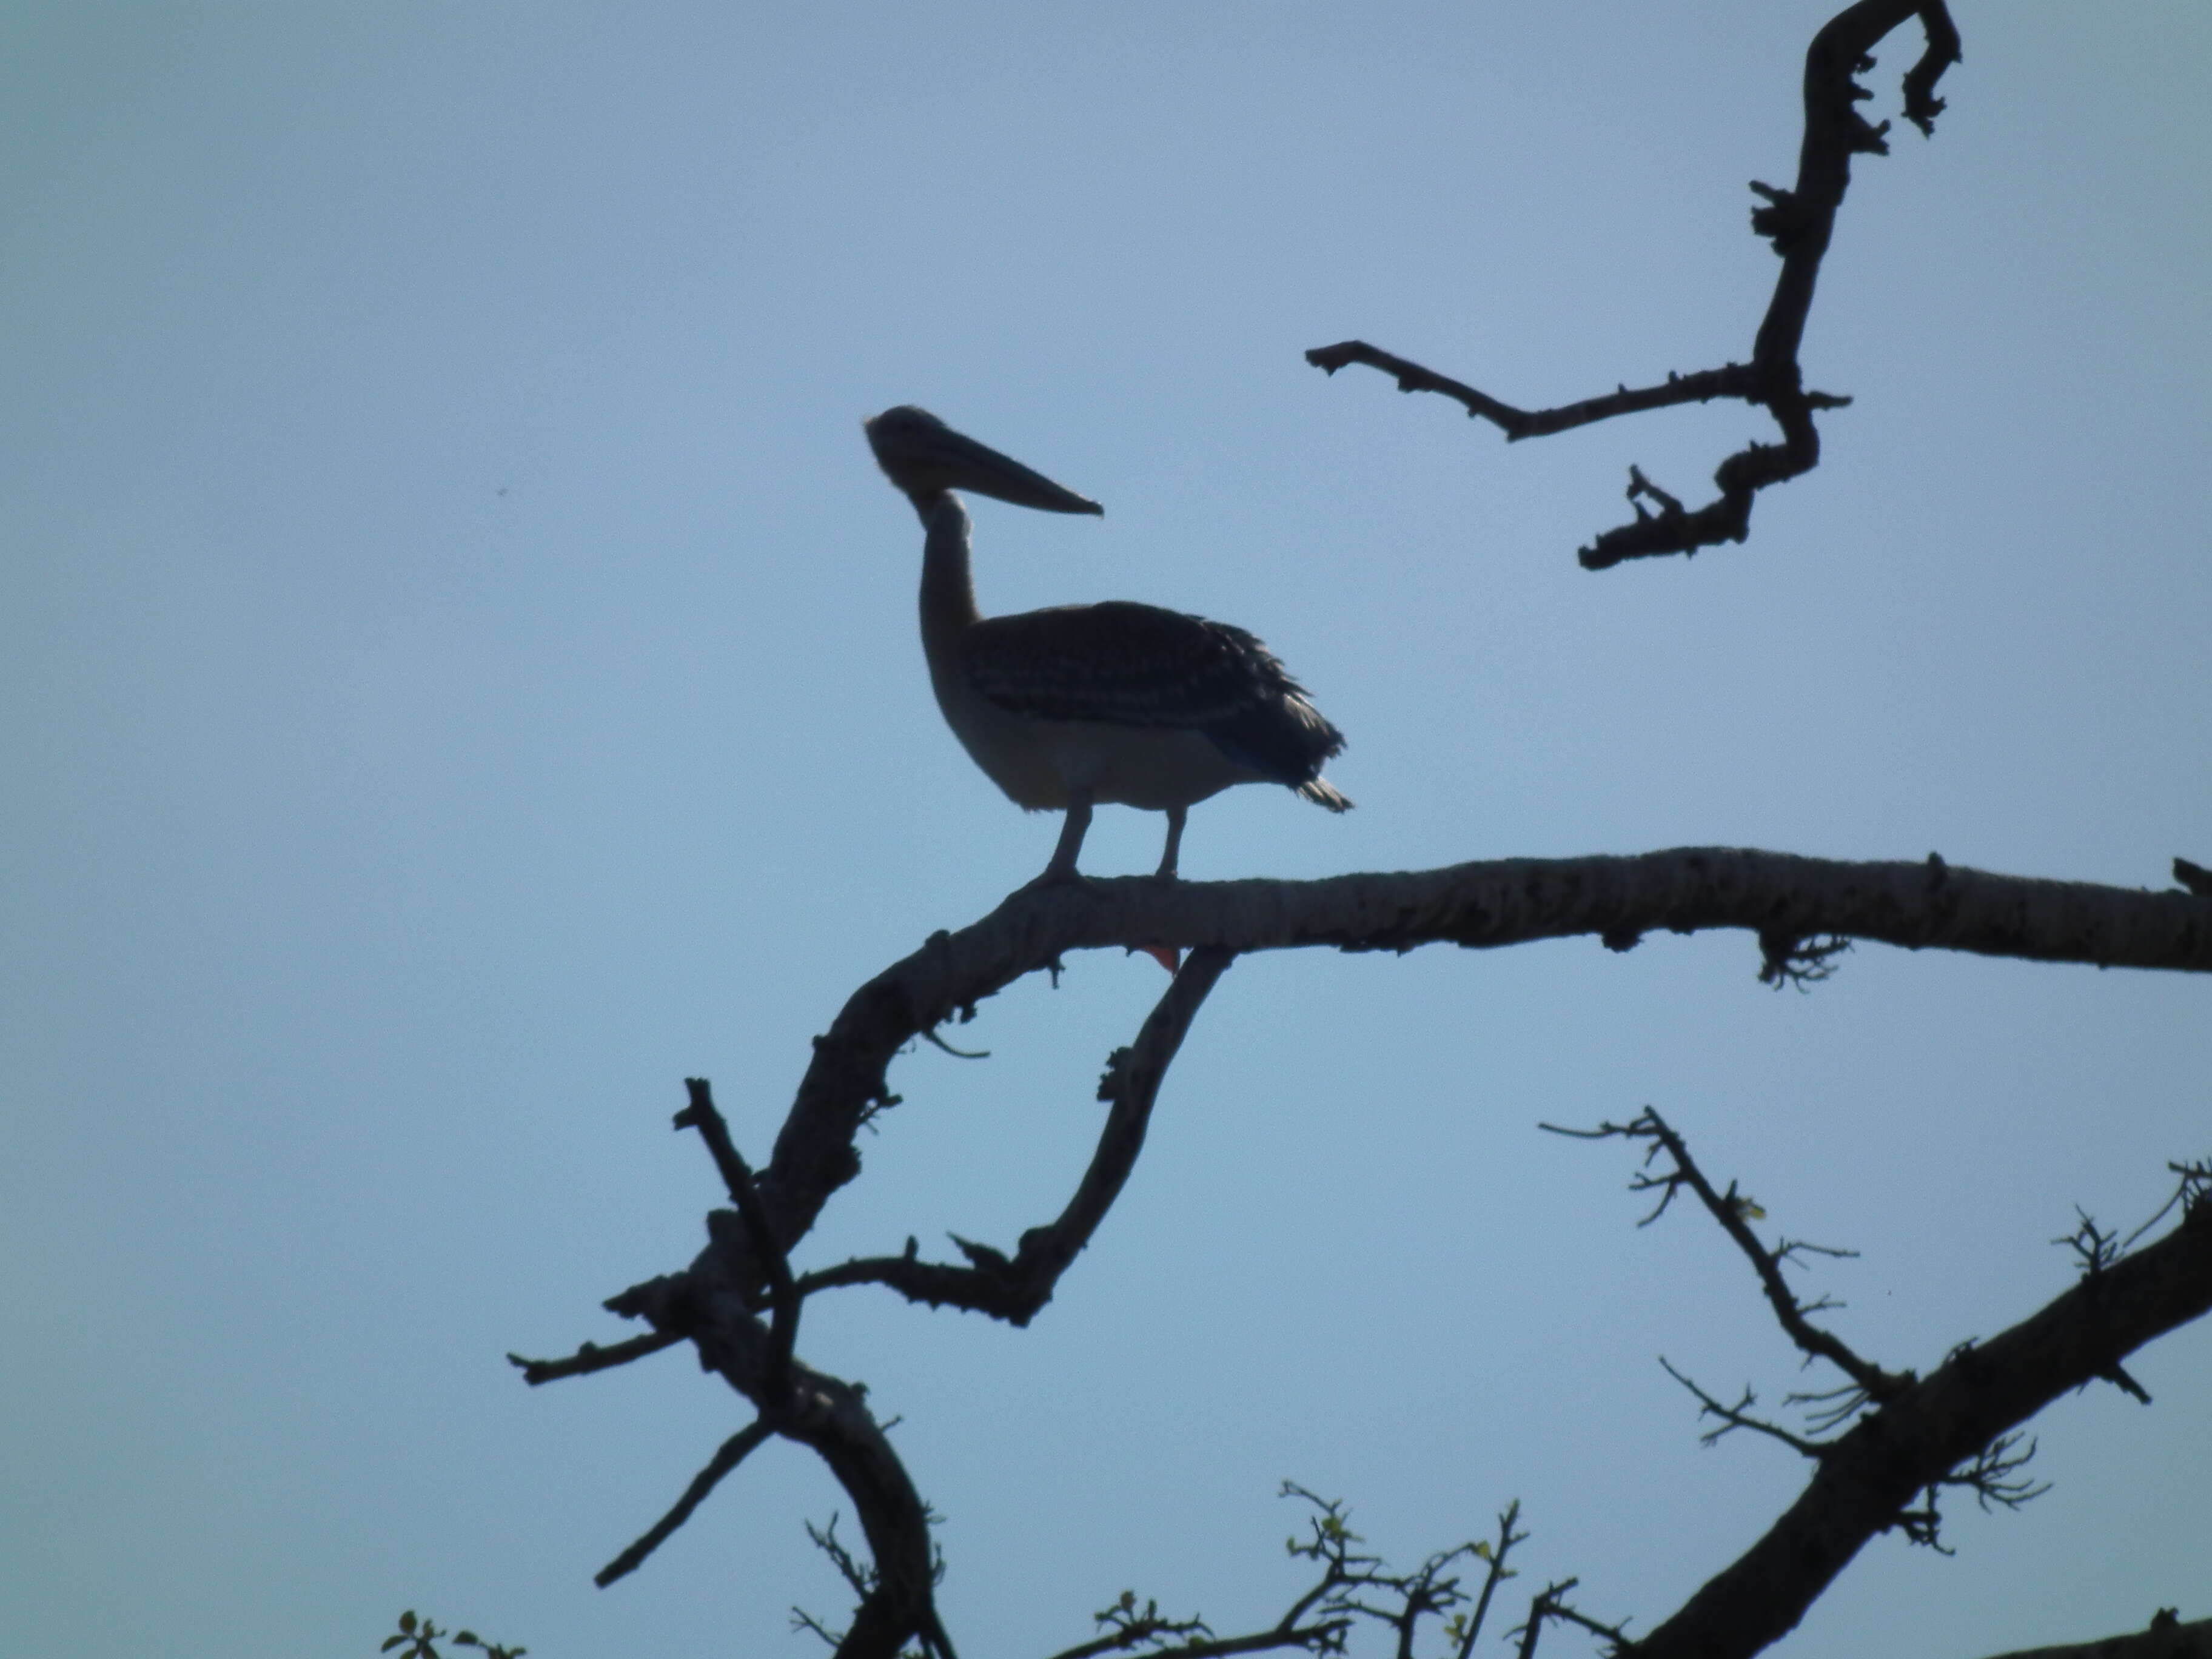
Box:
865;405;1349;886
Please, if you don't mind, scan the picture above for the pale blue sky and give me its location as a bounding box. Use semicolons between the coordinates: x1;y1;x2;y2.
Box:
2;5;2207;1657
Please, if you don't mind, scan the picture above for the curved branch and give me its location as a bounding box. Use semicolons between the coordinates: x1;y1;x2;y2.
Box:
800;947;1236;1324
1309;1;1961;567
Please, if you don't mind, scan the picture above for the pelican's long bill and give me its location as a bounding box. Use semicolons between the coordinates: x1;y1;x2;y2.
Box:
865;405;1102;516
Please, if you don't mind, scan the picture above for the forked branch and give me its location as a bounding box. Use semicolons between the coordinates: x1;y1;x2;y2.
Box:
1547;1107;1908;1400
797;948;1236;1324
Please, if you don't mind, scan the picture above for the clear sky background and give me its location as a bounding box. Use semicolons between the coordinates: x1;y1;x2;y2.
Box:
3;5;2207;1657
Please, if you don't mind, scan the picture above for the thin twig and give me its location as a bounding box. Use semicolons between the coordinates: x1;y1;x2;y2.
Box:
1659;1358;1826;1459
506;1329;683;1385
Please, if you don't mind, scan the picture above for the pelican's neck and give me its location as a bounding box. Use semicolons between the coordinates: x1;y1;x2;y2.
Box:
918;492;980;660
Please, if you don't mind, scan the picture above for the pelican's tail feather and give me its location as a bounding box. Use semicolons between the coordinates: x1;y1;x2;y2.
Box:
1295;777;1353;813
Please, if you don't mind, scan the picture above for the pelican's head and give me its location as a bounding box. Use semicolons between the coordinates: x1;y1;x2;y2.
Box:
865;406;1102;516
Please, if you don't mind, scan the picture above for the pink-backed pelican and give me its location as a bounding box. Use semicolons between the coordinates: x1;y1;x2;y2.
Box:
865;406;1350;886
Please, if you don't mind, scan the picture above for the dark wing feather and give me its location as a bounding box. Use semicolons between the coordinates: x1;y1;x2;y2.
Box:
960;600;1346;786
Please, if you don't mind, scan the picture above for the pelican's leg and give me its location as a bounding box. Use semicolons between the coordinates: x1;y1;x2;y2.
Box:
1036;789;1095;885
1154;805;1187;880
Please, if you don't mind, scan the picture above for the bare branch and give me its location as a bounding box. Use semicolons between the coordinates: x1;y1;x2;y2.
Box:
1547;1108;1908;1399
595;1419;774;1587
1940;1432;2049;1514
1510;1578;1631;1659
1309;1;1962;566
506;1329;682;1386
1658;1358;1827;1460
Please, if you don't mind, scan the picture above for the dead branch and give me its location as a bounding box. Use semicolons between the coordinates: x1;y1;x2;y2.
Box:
1309;1;1962;567
1510;1577;1632;1658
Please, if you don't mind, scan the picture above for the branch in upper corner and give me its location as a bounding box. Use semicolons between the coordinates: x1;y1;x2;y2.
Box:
1308;1;1960;568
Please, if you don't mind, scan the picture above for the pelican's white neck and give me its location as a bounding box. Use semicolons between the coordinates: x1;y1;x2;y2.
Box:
918;492;979;654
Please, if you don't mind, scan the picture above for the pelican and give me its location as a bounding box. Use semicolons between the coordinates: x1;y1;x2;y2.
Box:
865;405;1350;885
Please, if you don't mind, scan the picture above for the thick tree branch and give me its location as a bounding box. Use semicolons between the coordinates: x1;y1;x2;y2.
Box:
1308;1;1960;567
741;849;2209;1290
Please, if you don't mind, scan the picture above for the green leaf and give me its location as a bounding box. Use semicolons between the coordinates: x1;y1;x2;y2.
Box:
399;1613;417;1635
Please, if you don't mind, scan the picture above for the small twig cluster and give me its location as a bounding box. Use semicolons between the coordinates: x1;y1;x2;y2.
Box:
1034;1487;1541;1659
